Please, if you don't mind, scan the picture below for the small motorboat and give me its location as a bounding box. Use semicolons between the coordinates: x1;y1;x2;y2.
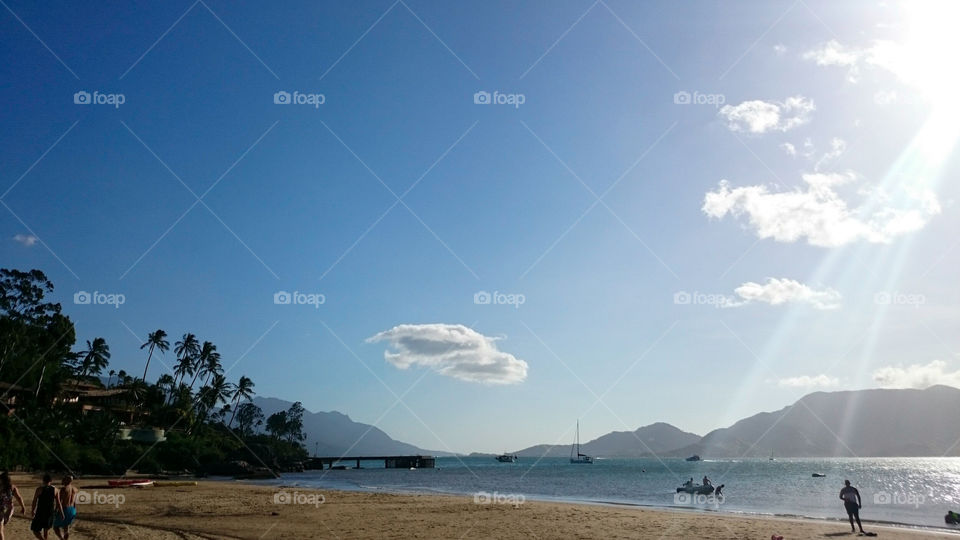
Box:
676;483;714;495
685;455;701;462
812;473;826;478
496;454;518;463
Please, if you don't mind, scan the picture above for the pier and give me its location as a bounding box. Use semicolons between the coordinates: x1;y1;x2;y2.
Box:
306;455;436;470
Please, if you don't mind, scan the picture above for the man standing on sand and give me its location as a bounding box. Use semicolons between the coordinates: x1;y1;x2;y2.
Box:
839;480;866;535
53;475;77;540
30;474;63;540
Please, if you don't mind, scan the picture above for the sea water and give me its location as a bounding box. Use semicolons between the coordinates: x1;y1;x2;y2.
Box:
255;457;960;531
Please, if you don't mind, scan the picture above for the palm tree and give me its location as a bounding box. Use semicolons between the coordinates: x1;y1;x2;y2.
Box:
227;375;255;426
77;337;111;380
140;329;169;381
196;374;233;423
200;345;222;387
157;373;175;401
173;333;200;387
108;369;116;388
189;341;217;389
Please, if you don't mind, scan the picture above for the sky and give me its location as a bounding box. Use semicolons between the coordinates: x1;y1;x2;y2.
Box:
2;0;959;454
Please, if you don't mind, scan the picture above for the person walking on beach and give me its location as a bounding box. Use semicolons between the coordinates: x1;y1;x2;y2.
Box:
839;480;866;535
53;476;77;540
30;474;63;540
0;472;27;540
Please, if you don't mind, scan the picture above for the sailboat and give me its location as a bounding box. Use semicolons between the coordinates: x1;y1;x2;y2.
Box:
570;420;593;464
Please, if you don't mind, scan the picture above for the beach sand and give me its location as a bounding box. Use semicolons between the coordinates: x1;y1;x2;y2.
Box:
4;474;954;539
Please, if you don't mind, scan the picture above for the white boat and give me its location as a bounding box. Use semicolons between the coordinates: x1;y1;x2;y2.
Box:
570;420;593;464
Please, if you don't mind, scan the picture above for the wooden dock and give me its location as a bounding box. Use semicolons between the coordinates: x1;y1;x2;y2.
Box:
306;455;436;470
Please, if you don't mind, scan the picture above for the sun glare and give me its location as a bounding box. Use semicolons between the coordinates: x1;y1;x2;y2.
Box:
898;2;960;109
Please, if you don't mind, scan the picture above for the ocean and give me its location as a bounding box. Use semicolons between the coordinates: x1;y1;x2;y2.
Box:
254;457;960;532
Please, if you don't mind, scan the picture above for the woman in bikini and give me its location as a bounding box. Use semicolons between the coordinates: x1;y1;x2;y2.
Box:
0;471;27;540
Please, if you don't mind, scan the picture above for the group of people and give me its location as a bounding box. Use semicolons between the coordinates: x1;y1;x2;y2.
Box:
0;472;77;540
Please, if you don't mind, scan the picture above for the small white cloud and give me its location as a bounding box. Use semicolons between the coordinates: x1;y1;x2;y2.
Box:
718;96;815;134
777;374;840;388
702;173;940;247
367;323;528;385
873;90;898;105
12;234;37;247
781;142;797;157
773;44;787;55
873;360;960;389
814;138;846;171
730;278;842;310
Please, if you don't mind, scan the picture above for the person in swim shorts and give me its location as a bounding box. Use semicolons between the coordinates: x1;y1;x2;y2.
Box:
53;475;77;540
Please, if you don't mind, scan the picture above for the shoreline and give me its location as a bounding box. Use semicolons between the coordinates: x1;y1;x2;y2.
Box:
255;476;959;535
7;473;958;539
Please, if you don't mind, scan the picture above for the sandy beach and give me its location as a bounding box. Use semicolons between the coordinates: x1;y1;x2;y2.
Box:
2;474;954;539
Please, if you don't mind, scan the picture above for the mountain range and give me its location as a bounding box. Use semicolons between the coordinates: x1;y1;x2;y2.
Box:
256;385;960;458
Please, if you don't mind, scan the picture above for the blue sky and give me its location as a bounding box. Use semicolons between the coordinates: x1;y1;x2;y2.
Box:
2;0;959;454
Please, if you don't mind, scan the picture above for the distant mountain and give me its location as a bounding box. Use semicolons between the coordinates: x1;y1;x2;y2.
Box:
668;385;960;458
514;422;700;458
252;397;449;457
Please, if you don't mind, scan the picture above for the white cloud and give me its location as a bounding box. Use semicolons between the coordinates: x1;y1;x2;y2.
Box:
803;39;924;87
814;138;846;171
12;234;37;247
367;323;528;385
777;374;840;388
773;44;787;55
718;96;815;134
781;142;796;157
731;278;842;310
873;360;960;389
702;173;941;247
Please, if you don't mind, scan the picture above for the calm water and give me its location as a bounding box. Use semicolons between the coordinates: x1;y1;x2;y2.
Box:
256;457;960;531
